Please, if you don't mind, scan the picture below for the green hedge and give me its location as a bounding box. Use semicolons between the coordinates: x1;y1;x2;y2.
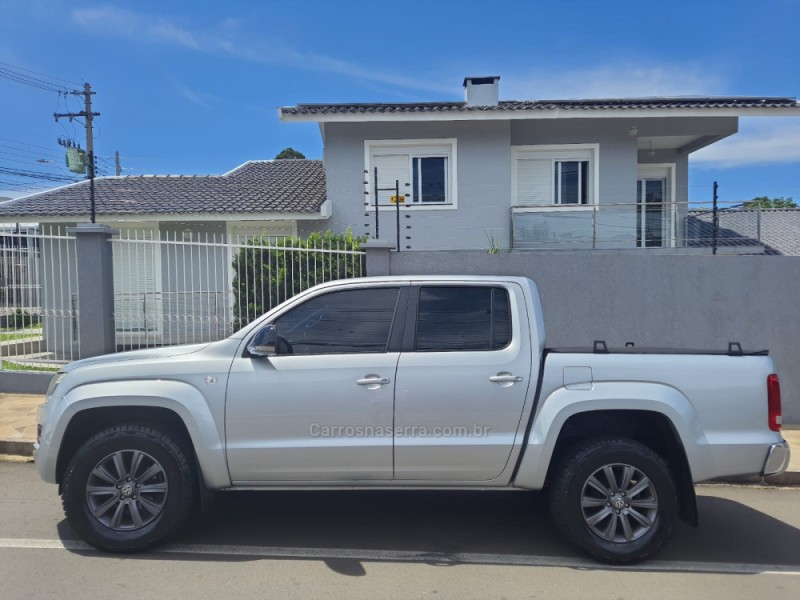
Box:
232;230;366;329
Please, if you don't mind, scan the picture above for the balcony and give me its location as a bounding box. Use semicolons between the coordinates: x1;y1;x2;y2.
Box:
510;203;796;254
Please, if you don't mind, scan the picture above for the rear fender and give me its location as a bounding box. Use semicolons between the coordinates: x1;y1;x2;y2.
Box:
513;381;705;489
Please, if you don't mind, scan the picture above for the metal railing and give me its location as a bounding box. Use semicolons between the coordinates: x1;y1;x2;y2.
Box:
0;225;79;372
511;201;784;252
111;230;366;351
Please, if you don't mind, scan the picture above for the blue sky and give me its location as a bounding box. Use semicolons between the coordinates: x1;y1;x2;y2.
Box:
1;0;798;203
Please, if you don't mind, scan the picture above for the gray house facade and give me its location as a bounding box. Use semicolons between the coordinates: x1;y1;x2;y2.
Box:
281;77;800;251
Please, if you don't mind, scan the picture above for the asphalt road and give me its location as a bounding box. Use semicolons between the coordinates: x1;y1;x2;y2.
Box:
1;461;799;599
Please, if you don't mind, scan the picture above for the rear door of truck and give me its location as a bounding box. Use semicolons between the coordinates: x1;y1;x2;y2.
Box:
393;282;536;481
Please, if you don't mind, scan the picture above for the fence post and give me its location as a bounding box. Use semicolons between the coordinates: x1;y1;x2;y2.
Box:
363;240;395;276
66;223;118;357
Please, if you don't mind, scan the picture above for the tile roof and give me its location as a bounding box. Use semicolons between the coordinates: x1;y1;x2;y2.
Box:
687;208;800;255
0;160;326;219
282;97;799;116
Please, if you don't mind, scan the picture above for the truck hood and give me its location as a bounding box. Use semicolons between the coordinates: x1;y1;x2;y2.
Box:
62;343;212;373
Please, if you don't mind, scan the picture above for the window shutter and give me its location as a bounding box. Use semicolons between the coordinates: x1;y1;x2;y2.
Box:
113;229;159;332
373;154;410;204
515;159;552;205
233;224;293;244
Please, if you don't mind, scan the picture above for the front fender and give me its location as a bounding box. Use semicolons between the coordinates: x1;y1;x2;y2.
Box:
40;379;231;489
513;381;707;489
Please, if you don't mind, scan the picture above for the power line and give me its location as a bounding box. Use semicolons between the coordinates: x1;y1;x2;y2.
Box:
0;67;66;93
0;144;63;161
0;137;64;153
0;155;65;169
0;166;78;182
0;161;75;182
0;179;52;191
0;60;79;94
0;60;82;87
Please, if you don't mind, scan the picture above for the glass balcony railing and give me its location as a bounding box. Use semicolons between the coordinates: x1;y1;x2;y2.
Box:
511;202;777;252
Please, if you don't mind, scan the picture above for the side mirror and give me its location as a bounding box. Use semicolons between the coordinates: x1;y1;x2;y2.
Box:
247;324;277;357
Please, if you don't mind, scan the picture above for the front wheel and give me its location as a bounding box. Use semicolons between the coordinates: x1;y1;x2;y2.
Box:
62;424;197;552
548;437;678;563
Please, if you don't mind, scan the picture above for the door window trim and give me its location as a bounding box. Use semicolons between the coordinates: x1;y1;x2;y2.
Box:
245;285;409;357
402;284;515;353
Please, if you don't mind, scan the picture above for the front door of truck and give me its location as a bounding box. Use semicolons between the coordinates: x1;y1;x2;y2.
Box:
225;285;405;482
393;284;534;481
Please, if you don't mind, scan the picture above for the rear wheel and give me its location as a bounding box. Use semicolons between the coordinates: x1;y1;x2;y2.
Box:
62;424;197;552
548;437;678;563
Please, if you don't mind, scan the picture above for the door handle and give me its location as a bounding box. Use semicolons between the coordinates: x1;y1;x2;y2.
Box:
356;376;390;387
489;373;523;384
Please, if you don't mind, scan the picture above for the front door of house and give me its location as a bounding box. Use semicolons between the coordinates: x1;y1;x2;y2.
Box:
636;178;667;247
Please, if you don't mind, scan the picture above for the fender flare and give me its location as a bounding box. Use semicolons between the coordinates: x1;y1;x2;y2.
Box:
53;379;231;489
513;381;707;490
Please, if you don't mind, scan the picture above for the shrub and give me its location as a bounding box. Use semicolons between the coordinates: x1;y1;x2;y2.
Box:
11;309;40;329
231;230;366;329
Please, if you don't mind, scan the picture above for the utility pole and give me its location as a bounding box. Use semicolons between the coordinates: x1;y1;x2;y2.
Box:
115;151;121;176
54;83;100;223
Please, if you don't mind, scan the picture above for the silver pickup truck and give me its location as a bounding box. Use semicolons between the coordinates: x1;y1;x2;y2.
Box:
35;275;790;563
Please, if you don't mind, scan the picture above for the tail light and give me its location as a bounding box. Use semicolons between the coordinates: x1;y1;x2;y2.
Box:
767;374;782;432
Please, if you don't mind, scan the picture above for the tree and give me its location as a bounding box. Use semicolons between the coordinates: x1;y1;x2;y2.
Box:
274;147;306;160
743;196;797;208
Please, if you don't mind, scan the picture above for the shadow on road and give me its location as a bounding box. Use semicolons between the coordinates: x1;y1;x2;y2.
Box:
57;489;800;573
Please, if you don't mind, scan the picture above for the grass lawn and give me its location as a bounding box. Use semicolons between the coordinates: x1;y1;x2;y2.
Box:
1;360;59;373
0;332;42;342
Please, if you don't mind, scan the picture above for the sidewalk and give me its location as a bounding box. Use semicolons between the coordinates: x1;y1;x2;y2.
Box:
1;392;799;484
0;393;40;459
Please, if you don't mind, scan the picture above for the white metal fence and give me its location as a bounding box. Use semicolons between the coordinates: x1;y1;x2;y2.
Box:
110;230;366;351
0;226;79;372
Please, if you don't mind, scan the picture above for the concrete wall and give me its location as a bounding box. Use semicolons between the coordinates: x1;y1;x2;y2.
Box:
370;249;800;423
321;116;737;252
0;371;52;394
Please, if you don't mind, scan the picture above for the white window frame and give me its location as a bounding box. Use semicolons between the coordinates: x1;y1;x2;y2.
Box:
511;144;600;211
365;138;458;211
554;160;590;205
637;163;677;248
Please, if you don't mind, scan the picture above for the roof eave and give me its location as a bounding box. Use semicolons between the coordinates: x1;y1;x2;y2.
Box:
0;210;331;224
279;106;800;123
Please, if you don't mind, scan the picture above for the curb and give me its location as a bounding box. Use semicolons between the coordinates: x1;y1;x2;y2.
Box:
711;472;800;487
0;440;34;458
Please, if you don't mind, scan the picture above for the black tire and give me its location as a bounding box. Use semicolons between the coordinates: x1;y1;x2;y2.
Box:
548;437;678;564
62;424;197;552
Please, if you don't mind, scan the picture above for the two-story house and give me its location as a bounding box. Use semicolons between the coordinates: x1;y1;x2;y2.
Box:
280;76;800;251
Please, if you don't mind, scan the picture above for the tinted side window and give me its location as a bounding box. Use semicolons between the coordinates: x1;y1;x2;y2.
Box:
416;286;511;352
274;288;399;355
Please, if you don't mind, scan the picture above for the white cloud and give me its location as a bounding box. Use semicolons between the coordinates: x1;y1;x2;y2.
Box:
693;117;800;168
70;6;451;94
174;83;214;109
71;7;202;49
502;63;727;99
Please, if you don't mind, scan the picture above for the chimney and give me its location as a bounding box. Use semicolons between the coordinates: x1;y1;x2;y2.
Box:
463;76;500;106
